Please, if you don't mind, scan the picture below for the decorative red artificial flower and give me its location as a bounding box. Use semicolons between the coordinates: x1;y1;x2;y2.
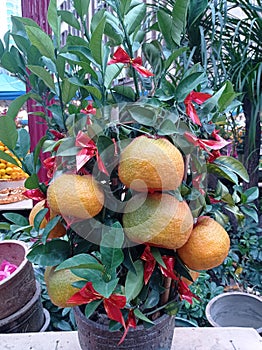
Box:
184;131;231;154
68;282;126;329
43;156;57;179
75;130;109;175
178;279;199;305
23;188;46;201
49;129;65;140
108;47;154;77
184;91;212;126
80;103;96;125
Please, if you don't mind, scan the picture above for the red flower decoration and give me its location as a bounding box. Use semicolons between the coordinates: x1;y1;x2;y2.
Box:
68;282;126;329
184;91;212;126
23;188;46;201
80;103;96;125
184;131;231;154
75;131;109;175
43;156;57;179
178;279;199;305
108;47;154;77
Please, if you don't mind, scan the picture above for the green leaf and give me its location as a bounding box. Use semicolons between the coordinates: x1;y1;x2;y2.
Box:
125;260;144;302
90;16;106;66
0;222;11;230
15;128;30;158
164;48;188;71
33;208;48;231
214;156;249;183
93;278;119;298
207;163;239;184
0;150;19;166
240;206;258;223
125;3;146;35
1;51;22;74
27;65;56;92
42;216;63;244
47;0;60;47
128;105;157;126
2;212;29;226
73;0;90;20
27;240;71;266
61;78;78;104
85;300;103;318
25;26;55;60
112;85;136;101
24;173;40;189
151;247;165;267
58;10;81;31
6;94;31;119
164;300;180;316
100;223;124;271
104;64;124;89
0;115;18;149
217;81;237;112
175;72;205;102
157;10;175;49
134;309;154;325
245;187;259;202
56;253;104;271
33;136;47;168
144;288;160;309
69;77;102;100
171;0;190;46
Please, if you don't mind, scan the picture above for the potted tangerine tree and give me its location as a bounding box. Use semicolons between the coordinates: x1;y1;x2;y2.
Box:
0;0;250;348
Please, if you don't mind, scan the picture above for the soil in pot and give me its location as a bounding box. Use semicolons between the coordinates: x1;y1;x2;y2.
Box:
74;306;175;350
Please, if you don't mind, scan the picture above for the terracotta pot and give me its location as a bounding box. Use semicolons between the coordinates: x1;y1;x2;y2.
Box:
74;306;175;350
0;240;36;319
0;281;45;333
205;292;262;334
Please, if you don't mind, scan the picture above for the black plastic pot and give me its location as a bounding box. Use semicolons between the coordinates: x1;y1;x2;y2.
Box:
74;306;175;350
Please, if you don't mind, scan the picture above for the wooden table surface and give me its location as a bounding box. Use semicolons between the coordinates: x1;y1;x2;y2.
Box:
0;327;261;350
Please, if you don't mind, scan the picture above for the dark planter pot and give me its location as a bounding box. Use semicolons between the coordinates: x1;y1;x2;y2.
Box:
0;240;36;320
0;281;45;333
206;292;262;334
74;306;175;350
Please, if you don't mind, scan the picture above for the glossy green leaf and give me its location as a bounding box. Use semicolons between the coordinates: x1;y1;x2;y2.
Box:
144;288;160;309
104;64;124;89
85;300;103;318
24;173;40;189
15;128;30;158
2;212;29;226
0;222;10;230
33;208;48;231
100;223;124;270
61;78;78;104
214;156;249;183
240;206;258;223
157;10;175;49
175;72;205;102
0;115;18;149
25;26;54;60
27;65;56;92
58;10;81;30
1;51;21;74
171;0;190;46
27;240;71;266
48;0;60;47
164;300;180;316
33;136;47;168
244;187;259;202
56;253;104;271
207;163;239;184
42;216;63;244
93;278;119;298
0;150;19;166
125;260;144;302
90;16;106;66
73;0;90;20
112;85;136;101
6;94;31;119
134;308;154;325
125;3;146;35
128;105;157;126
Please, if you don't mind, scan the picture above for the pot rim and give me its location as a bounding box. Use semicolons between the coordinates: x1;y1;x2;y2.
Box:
0;240;30;286
74;305;173;332
205;291;262;332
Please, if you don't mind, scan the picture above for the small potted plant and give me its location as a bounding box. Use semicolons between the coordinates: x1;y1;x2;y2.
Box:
0;0;250;348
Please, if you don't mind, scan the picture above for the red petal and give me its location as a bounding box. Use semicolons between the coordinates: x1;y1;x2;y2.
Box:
199;138;231;150
118;309;137;345
80;103;96;115
104;294;126;328
23;188;46;201
160;256;178;280
132;63;154;77
67;282;102;305
141;245;156;285
108;47;131;65
49;129;65;140
178;280;199;304
185;102;202;126
189;91;212;104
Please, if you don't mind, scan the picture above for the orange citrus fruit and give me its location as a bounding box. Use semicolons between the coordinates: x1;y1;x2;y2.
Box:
44;266;83;308
47;174;104;219
177;216;230;271
118;136;184;192
29;200;66;239
123;193;193;249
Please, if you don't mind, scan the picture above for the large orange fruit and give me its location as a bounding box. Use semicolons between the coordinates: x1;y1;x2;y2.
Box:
118;136;184;192
44;266;83;308
29;200;66;238
123;193;193;249
47;174;104;219
177;216;230;271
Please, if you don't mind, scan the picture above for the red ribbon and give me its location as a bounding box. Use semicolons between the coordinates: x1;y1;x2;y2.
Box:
68;281;126;328
184;131;231;154
108;47;154;77
184;91;212;126
43;156;57;179
75;131;109;175
23;188;46;201
178;279;199;305
80;103;96;125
